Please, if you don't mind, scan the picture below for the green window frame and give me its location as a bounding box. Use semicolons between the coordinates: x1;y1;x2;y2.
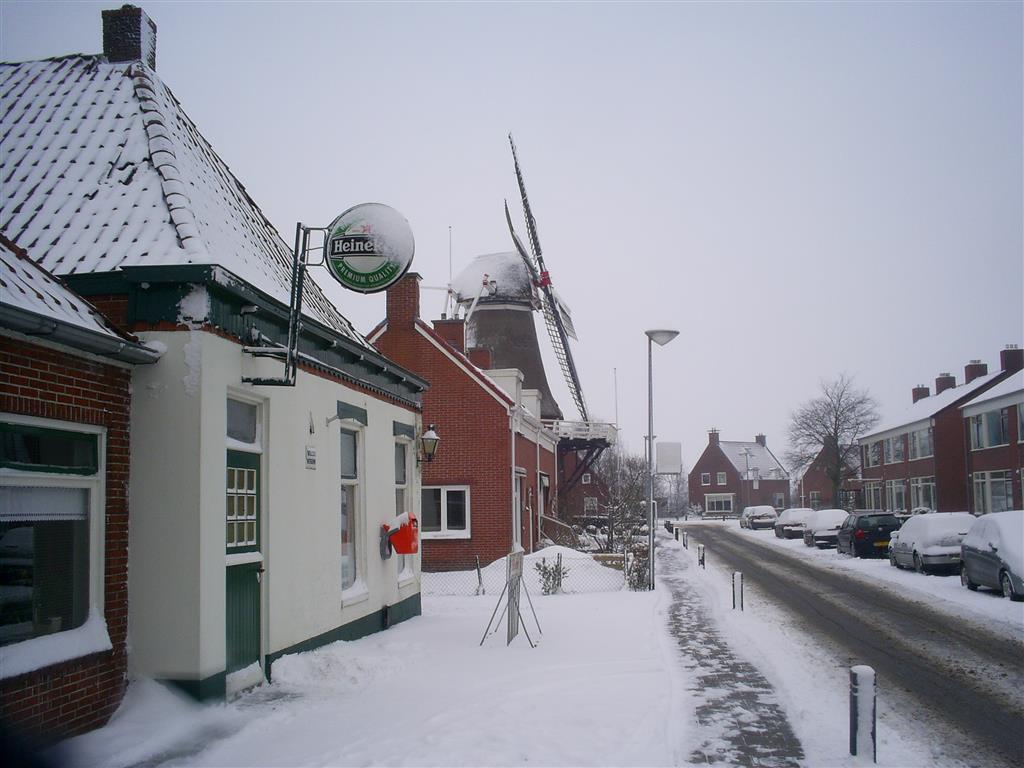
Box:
226;450;260;554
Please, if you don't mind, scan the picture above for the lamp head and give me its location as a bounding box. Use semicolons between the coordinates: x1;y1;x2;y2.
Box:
645;329;679;346
419;424;440;462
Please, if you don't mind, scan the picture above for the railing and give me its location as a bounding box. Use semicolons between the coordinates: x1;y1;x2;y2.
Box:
543;420;618;444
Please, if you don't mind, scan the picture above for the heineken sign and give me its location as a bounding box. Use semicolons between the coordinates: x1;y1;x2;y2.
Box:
324;203;415;293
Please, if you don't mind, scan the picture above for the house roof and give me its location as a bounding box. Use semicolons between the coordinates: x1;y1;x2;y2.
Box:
0;234;159;363
864;370;1003;439
960;372;1024;410
718;441;788;480
0;54;364;347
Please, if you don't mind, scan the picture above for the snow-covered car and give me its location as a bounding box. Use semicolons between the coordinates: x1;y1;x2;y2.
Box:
889;512;975;573
773;508;815;539
739;505;778;530
960;510;1024;601
802;508;851;548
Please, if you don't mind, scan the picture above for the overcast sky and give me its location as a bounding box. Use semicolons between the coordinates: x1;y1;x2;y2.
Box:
2;1;1021;468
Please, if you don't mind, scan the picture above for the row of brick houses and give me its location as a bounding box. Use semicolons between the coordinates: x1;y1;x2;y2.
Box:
687;431;790;515
858;347;1023;514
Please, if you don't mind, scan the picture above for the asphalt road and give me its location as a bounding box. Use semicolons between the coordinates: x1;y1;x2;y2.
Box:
682;525;1024;768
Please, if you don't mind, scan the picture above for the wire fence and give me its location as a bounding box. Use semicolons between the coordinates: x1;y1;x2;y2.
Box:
421;547;630;596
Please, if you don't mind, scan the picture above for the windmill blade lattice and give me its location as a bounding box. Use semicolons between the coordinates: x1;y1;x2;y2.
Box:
508;134;589;422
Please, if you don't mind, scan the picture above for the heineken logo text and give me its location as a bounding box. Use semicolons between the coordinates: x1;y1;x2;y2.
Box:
330;234;378;257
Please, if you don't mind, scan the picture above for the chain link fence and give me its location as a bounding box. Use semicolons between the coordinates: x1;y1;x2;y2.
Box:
421;547;629;597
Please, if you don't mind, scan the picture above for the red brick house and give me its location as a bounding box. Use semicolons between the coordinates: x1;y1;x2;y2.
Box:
797;444;862;510
370;274;559;570
961;366;1023;513
859;347;1023;513
1;236;160;741
688;430;789;516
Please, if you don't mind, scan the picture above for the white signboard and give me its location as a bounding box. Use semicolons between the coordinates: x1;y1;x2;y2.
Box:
656;441;682;475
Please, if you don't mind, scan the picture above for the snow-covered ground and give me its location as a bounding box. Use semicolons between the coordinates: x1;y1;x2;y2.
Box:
49;536;1018;767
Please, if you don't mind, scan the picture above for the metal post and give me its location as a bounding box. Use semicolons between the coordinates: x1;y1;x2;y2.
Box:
697;543;705;569
682;530;688;549
732;571;744;610
647;335;655;590
674;526;679;541
849;665;877;763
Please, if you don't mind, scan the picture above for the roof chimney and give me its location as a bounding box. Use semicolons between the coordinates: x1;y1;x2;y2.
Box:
102;5;157;69
468;347;492;370
385;273;421;329
755;433;766;447
708;428;719;446
964;359;988;384
1001;344;1023;373
433;318;465;354
935;373;956;394
912;384;929;403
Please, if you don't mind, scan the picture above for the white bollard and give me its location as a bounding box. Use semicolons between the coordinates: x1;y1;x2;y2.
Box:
732;571;744;610
697;543;705;569
682;530;689;549
849;665;877;764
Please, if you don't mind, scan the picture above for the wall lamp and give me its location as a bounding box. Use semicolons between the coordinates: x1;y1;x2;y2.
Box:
419;424;440;463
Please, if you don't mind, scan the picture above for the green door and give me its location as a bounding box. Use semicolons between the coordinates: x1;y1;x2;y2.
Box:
226;450;261;674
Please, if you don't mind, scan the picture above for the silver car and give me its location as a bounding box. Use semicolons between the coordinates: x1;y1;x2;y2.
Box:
889;512;975;573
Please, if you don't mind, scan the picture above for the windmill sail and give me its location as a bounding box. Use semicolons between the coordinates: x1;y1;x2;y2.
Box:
508;134;589;422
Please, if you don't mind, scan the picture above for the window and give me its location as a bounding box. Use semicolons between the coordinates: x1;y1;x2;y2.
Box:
910;476;936;511
583;496;598;513
864;442;881;468
970;409;1010;450
716;472;727;486
394;441;412;580
773;492;785;509
226;397;261;554
883;436;904;464
227;400;259;444
340;429;360;590
809;490;821;510
704;493;733;513
908;428;933;460
864;481;883;511
421;486;470;538
700;473;711;486
1;421;101;649
581;473;592;485
885;479;906;512
973;470;1013;514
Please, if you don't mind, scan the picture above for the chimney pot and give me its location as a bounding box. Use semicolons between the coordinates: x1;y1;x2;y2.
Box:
468;346;492;370
755;433;766;447
708;429;719;446
935;373;956;394
964;359;988;384
102;5;157;69
912;385;930;404
1000;344;1024;373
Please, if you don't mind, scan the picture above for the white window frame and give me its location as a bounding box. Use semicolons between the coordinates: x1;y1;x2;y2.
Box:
908;427;933;460
420;486;471;539
885;479;906;512
339;425;365;600
970;409;1010;451
704;493;733;513
581;473;592;485
700;473;711;486
864;481;883;510
973;470;1013;514
394;437;414;584
583;496;598;513
883;435;905;464
0;414;109;678
909;476;936;511
716;471;727;486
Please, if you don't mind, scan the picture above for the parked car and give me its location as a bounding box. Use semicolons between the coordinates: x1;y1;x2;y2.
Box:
960;510;1023;601
837;512;901;558
889;512;975;573
739;505;778;530
802;508;849;548
774;508;815;539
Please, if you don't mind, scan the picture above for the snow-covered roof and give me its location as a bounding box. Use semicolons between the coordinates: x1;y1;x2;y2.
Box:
719;441;788;480
451;252;535;305
864;371;1004;439
960;371;1024;411
0;55;364;346
0;235;158;363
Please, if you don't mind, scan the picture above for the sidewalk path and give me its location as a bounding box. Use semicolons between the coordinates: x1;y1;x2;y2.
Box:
658;541;805;767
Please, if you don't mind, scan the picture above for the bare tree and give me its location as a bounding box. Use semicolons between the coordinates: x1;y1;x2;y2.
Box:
591;448;648;553
786;374;880;505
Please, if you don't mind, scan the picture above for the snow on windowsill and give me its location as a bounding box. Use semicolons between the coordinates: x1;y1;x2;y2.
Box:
226;437;262;453
0;612;112;680
341;582;369;608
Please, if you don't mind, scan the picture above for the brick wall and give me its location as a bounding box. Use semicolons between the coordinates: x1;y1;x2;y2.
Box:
0;336;132;743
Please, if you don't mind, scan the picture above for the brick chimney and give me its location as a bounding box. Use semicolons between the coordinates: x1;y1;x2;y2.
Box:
935;373;956;394
755;433;766;447
103;5;157;69
1001;344;1023;372
708;428;719;446
964;359;988;384
433;318;465;354
468;347;492;370
911;384;930;403
386;273;421;329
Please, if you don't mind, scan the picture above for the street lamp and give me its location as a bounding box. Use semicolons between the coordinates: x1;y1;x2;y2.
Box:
645;328;678;590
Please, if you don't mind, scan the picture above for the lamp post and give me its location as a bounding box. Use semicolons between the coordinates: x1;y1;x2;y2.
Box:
645;329;678;590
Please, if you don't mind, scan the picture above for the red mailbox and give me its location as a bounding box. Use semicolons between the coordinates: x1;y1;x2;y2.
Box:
382;511;419;556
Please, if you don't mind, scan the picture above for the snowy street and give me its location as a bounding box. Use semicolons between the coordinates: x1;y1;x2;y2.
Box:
45;531;1021;768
